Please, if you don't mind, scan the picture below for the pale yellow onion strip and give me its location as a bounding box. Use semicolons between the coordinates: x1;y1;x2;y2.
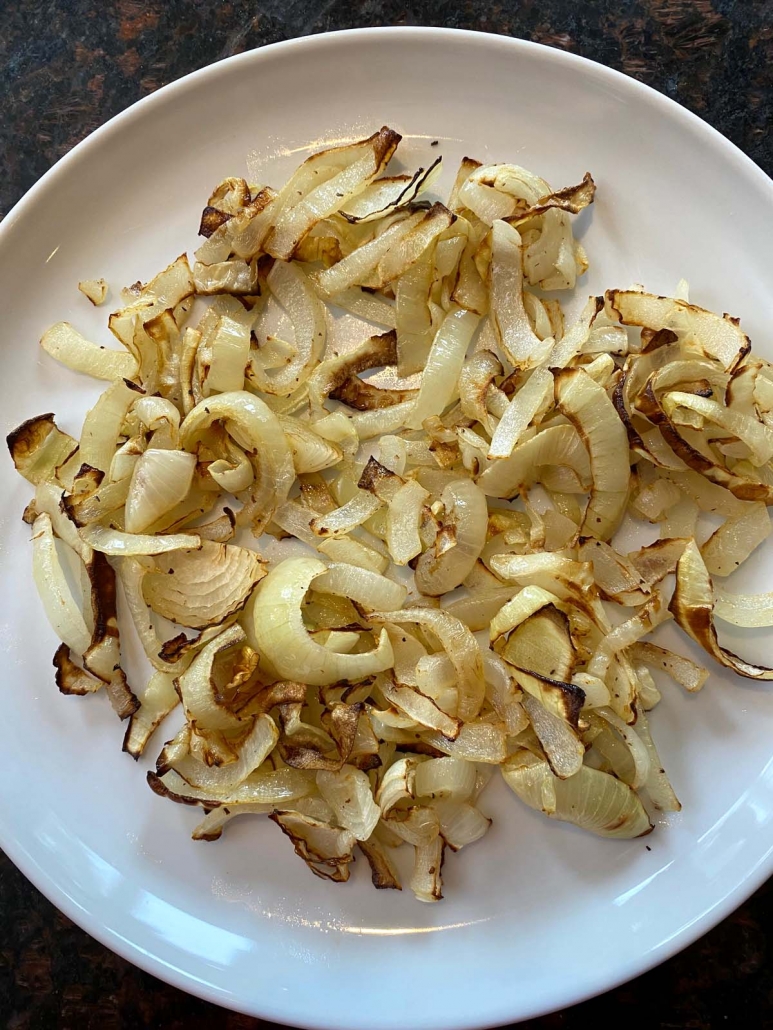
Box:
383;808;442;848
661;469;746;518
595;707;651;790
261;383;311;418
310;492;383;539
314;211;426;296
488;552;593;596
180;391;295;533
502;751;652;838
350;400;416;440
316;766;381;841
523;292;554;341
172;715;279;792
415;757;477;801
107;258;192;372
373;204;455;288
700;501;771;577
193;258;258;295
279;417;342;475
521;694;584;779
328;287;396;328
311;562;406;611
249;556;394;686
80;378;142;474
406;309;480;430
626;641;708;693
7;413;78;487
488;163;553;204
206;314;252;394
607;289;749;372
141;541;266;630
78;278;108;305
41;322;138;381
256;152;341;233
431;799;491;850
714;587;773;629
554;366;630;539
63;476;131;529
414;479;488;596
271;500;319;547
413;654;457;711
133;396;181;447
381;678;461;739
248;262;326;396
266;131;400;260
317;537;388;574
524;208;576;290
407;437;449;467
545;296;604;368
410;837;445;903
31;513;92;655
369;607;484;721
634;710;681;812
488;367;553;459
588;597;671;681
269;810;357;880
376;756;418;815
489;585;561;641
34;481;92;561
212;190;280;263
311;411;360;460
663;391;773;466
341;158;442;223
458;350;503;433
177;623;247;731
632;477;682;522
387;479;429;566
490;220;553;368
378;435;408;476
452;217;489;315
422;722;507;764
252;332;298;373
483;652;528;735
317;631;360;654
582;325;629;355
122;670;180;759
114;557;189;674
571;671;610;708
577;539;645;602
150;765;313;808
80;524;201;556
458;166;522;222
180;328;201;415
383;625;427;687
208;440;254;493
476;424;591;499
124;449;196;534
192;804;274;840
395;249;436;375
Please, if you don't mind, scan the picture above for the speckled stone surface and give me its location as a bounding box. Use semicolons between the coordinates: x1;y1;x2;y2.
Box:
2;2;772;1028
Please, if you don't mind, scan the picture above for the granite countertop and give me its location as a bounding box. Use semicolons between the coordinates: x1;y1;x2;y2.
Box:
1;2;772;1028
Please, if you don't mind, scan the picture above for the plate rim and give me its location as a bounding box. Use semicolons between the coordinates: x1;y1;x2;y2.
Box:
2;25;773;1028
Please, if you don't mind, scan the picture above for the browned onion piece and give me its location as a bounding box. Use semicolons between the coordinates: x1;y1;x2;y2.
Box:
670;541;773;680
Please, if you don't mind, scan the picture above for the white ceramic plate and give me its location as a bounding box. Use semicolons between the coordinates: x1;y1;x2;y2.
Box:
2;27;773;1030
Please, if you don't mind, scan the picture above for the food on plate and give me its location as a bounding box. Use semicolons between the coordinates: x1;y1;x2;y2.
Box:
8;126;773;901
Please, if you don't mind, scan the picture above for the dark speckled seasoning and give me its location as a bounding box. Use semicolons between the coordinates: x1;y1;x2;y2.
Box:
1;1;772;1027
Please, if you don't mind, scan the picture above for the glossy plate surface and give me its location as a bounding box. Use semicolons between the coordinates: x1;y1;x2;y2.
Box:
1;27;773;1030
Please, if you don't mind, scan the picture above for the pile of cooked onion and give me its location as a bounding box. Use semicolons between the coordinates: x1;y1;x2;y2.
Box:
8;127;773;901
